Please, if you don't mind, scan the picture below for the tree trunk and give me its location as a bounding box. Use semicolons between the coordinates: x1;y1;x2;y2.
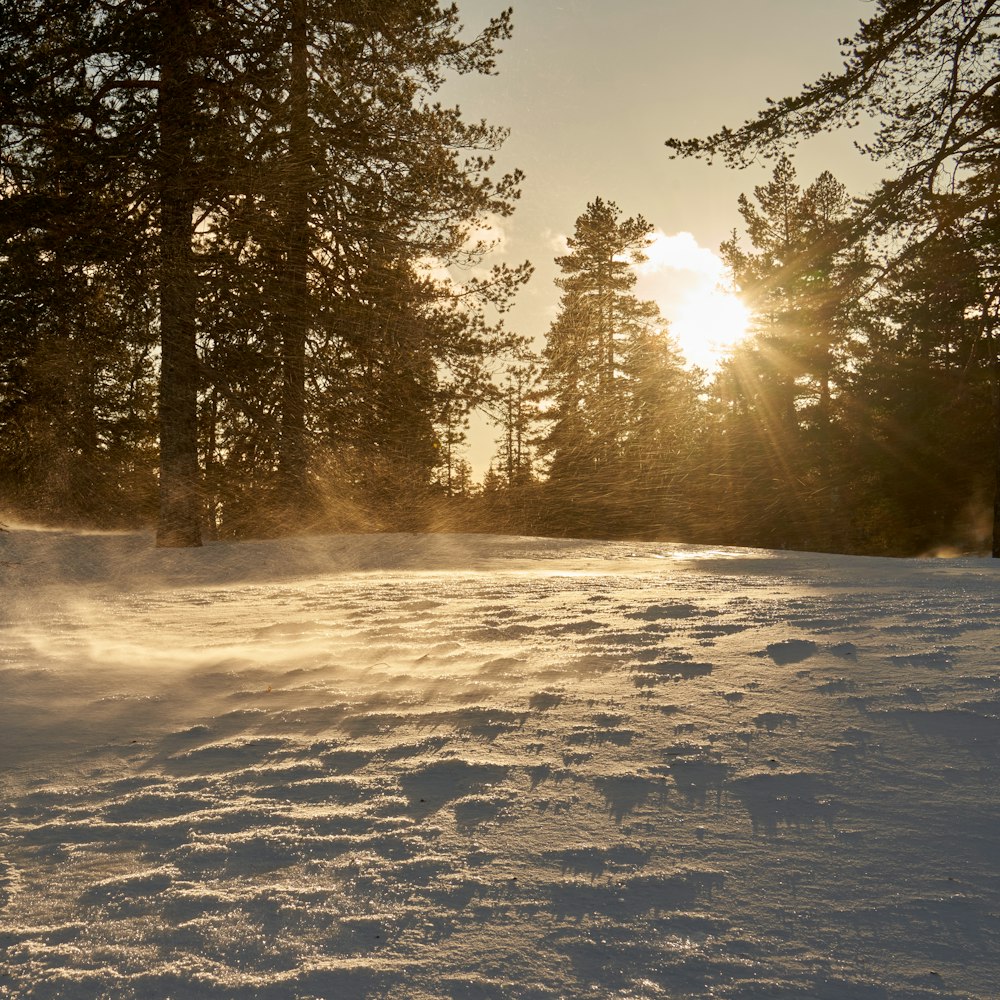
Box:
992;312;1000;558
156;1;202;547
277;0;310;520
994;428;1000;558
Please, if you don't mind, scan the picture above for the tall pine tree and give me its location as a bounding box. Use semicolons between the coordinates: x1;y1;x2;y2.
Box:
541;198;696;536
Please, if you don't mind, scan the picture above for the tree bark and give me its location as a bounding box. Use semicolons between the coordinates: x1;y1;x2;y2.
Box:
992;309;1000;558
156;1;202;547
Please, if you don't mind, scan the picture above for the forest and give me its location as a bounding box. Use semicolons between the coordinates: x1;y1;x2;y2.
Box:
1;0;998;557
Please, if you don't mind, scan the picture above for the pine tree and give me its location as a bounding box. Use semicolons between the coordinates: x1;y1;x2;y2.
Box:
0;0;283;544
666;0;1000;554
201;1;528;531
716;159;867;550
619;322;704;537
540;198;695;537
0;0;162;525
844;215;993;552
0;1;528;541
491;361;540;489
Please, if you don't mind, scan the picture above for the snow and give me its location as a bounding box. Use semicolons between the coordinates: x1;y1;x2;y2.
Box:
1;526;999;999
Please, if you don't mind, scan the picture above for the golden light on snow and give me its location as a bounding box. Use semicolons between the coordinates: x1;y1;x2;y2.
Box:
634;230;751;371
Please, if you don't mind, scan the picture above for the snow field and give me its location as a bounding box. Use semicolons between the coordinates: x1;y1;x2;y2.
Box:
1;530;999;998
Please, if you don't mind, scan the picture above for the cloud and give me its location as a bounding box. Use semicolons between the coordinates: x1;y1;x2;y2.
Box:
633;230;733;309
526;226;747;370
637;230;726;282
463;213;508;256
542;228;571;255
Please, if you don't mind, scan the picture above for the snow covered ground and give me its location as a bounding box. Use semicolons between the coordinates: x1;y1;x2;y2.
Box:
1;527;999;999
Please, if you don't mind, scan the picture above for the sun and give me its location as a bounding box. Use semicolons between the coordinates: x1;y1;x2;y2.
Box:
633;230;752;371
669;284;751;371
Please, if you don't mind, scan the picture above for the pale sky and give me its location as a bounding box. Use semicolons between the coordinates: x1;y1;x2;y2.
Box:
443;0;884;474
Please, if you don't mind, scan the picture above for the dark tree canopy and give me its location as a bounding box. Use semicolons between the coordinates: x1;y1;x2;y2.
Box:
0;0;529;543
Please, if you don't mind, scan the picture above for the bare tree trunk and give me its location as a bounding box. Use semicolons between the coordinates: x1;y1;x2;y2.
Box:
156;0;202;547
993;426;1000;558
818;332;836;552
204;383;220;540
277;0;310;520
991;313;1000;558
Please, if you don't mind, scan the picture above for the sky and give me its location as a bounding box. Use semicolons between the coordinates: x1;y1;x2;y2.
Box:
441;0;887;474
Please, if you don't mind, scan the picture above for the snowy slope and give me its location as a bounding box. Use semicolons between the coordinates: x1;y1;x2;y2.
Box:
1;527;999;999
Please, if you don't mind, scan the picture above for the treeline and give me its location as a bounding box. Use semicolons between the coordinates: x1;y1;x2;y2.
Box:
665;0;1000;557
2;0;998;557
478;198;705;543
712;159;994;555
0;0;529;544
483;174;993;556
485;0;1000;556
